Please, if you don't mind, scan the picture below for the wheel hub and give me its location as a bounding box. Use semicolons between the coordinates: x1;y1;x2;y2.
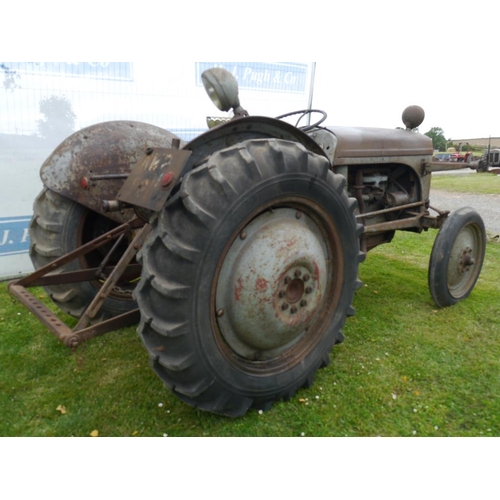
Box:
458;247;475;273
447;227;478;292
215;208;329;360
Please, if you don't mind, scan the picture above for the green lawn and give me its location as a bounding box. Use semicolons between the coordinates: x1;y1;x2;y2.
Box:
2;228;499;437
431;170;500;194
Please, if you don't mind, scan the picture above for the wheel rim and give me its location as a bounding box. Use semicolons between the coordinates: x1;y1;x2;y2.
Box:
212;199;343;370
447;222;484;298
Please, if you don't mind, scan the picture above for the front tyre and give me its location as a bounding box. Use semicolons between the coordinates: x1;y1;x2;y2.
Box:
428;207;486;307
136;139;364;416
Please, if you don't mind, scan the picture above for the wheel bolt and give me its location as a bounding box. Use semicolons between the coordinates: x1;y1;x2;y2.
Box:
282;303;289;311
240;231;247;240
290;306;297;314
278;290;286;298
294;270;302;278
284;276;291;285
216;309;224;317
300;299;307;307
295;211;302;219
305;286;313;294
303;274;310;282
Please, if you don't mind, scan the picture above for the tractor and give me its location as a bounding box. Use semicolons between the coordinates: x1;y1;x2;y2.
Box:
8;67;487;417
474;147;500;173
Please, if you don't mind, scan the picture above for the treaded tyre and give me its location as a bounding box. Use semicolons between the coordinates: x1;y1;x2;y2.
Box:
136;139;365;416
428;207;486;307
29;188;137;319
477;152;489;173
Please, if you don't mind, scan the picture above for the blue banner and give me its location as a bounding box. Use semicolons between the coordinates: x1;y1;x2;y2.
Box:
196;62;309;94
0;216;31;256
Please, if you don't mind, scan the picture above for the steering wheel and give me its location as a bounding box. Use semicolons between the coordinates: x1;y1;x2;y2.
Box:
275;109;327;131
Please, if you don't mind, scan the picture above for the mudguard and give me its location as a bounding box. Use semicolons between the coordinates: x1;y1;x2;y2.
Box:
182;116;327;171
113;116;327;215
40;121;183;222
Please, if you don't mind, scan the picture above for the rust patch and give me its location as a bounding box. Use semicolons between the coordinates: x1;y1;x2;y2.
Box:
234;277;243;301
313;260;320;281
255;277;269;293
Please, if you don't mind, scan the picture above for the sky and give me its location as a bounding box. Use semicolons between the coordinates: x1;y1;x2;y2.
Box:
307;1;499;140
5;2;498;140
313;59;498;140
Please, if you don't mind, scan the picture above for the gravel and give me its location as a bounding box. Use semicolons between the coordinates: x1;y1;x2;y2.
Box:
430;170;500;235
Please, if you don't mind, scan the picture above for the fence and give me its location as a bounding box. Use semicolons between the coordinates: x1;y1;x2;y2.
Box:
0;62;314;278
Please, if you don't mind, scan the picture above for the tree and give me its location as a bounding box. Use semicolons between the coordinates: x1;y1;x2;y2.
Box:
1;63;21;91
37;95;77;143
424;127;447;152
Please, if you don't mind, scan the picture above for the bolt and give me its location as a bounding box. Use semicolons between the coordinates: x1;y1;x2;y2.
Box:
290;306;297;314
284;276;291;285
295;211;302;219
240;231;247;240
305;286;313;294
294;270;302;278
282;303;289;311
145;147;154;155
216;309;224;317
303;274;310;282
278;290;286;298
300;299;307;307
67;336;80;349
464;256;475;266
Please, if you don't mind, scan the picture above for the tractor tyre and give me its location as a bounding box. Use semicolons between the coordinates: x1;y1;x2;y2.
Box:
476;152;489;173
29;188;137;319
136;139;365;416
428;207;486;307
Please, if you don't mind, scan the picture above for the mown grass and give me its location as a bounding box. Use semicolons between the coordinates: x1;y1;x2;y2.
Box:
431;171;500;194
1;229;499;437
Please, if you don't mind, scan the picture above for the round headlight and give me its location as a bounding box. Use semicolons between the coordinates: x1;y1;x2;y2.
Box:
202;68;240;112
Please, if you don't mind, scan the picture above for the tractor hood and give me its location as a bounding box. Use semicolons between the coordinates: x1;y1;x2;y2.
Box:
326;126;433;161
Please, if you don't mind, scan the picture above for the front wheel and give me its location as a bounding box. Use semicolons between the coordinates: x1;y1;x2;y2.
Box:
136;139;364;416
428;207;486;307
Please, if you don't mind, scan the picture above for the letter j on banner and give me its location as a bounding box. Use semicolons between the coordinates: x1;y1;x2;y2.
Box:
0;216;31;257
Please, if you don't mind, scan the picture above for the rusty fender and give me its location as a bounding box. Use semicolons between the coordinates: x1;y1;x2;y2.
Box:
40;121;184;223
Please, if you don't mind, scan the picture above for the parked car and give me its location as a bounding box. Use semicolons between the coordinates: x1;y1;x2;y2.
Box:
434;153;451;161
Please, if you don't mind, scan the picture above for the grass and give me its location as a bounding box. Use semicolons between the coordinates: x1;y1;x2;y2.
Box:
1;228;499;437
431;170;500;194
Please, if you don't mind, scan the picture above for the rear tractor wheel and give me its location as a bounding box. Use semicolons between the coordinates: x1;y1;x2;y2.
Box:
29;188;138;320
136;139;365;416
